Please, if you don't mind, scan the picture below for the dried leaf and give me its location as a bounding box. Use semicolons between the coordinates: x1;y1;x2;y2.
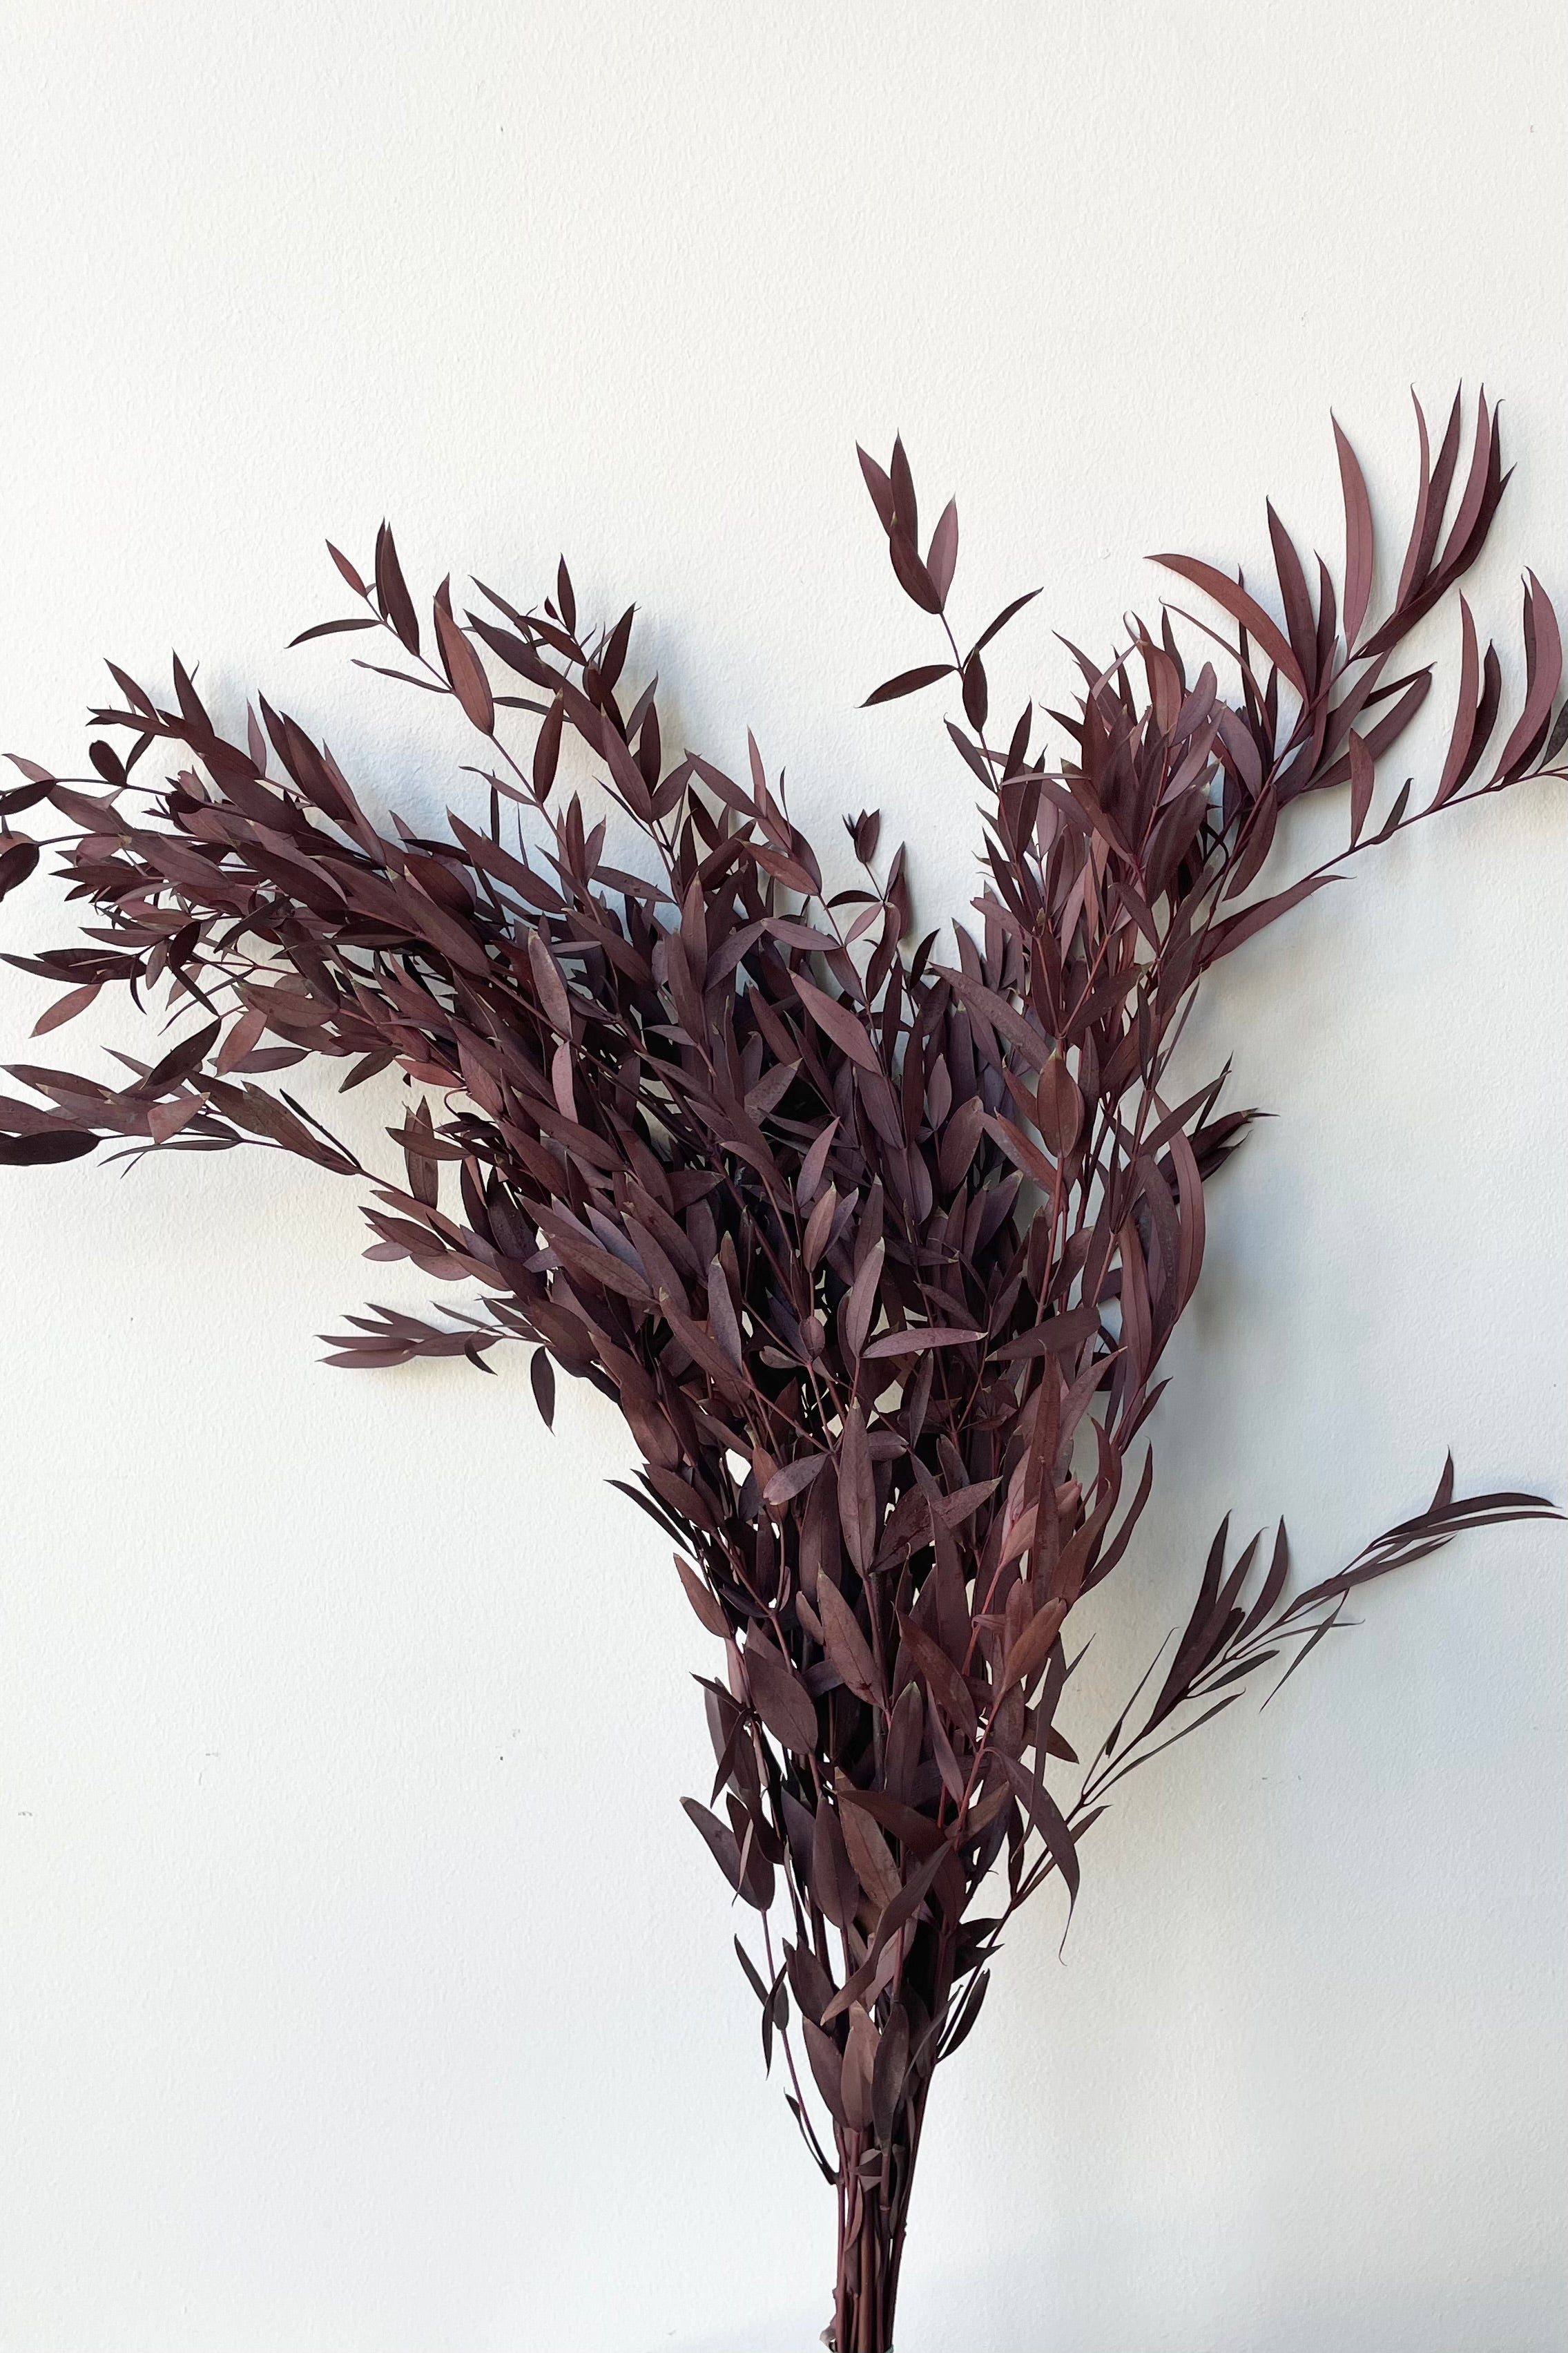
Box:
817;1575;879;1703
434;581;495;733
374;521;420;653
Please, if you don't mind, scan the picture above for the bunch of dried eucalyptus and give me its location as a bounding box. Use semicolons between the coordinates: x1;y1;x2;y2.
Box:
1;390;1560;2350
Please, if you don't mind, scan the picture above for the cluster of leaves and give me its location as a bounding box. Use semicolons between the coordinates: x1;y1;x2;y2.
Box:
0;390;1560;2353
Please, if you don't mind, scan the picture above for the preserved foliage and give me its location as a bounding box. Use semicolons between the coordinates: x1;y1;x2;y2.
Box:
1;391;1561;2350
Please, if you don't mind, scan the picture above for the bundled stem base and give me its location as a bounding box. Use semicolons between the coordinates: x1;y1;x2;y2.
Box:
828;2083;929;2352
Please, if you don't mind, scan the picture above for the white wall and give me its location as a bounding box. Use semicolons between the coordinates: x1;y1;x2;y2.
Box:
0;5;1563;2347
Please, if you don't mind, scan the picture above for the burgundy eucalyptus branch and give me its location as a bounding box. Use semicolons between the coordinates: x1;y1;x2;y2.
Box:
1;389;1560;2352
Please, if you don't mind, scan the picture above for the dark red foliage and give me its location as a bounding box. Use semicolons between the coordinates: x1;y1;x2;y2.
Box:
1;391;1560;2352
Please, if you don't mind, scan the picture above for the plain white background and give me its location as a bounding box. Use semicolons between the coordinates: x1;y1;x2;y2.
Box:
0;5;1563;2347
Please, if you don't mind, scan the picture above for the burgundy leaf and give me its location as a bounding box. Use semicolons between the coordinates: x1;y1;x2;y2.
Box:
817;1575;878;1703
927;498;959;606
1333;416;1376;649
743;1636;818;1754
863;664;954;708
374;521;420;653
434;579;496;733
1152;553;1307;696
793;976;879;1071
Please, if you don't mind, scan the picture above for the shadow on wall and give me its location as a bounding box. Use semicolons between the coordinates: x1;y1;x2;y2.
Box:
680;2311;828;2353
898;2232;1567;2353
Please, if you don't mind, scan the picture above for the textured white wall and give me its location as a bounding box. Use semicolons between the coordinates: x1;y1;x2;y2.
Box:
0;4;1563;2348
